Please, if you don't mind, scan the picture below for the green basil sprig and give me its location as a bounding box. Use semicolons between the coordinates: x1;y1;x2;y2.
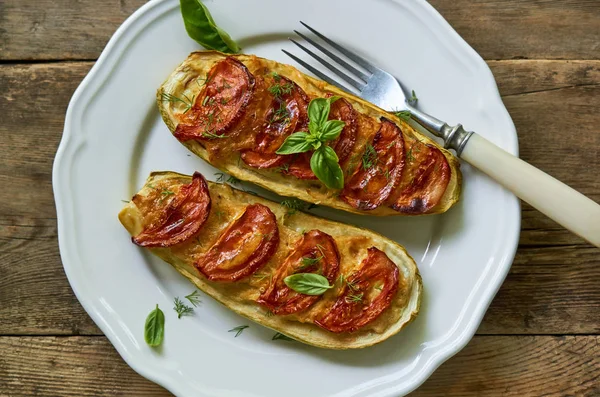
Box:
284;273;333;295
179;0;241;53
276;97;345;189
144;304;165;347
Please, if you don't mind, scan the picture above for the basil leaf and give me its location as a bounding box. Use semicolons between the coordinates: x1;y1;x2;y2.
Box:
180;0;241;54
320;119;345;141
307;98;330;128
144;304;165;347
284;273;333;295
276;132;313;155
310;146;344;189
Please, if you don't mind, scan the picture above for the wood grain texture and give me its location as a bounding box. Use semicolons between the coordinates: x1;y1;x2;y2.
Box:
1;1;599;61
0;60;599;336
0;336;597;396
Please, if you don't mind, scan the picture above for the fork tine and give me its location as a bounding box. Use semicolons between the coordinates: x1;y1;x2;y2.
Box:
293;30;370;83
289;39;364;91
299;21;378;74
281;49;356;94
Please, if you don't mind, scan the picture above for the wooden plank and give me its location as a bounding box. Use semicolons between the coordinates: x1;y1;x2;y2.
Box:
0;336;597;396
428;0;600;60
0;62;99;335
1;1;599;61
413;335;600;396
479;246;600;335
0;0;147;60
0;337;169;396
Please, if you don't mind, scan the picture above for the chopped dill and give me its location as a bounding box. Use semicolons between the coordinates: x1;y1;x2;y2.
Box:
345;293;364;303
185;290;202;307
361;143;378;170
173;297;194;319
161;92;195;114
228;325;249;337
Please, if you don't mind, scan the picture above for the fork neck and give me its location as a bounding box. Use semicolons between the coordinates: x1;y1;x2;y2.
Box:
405;102;473;156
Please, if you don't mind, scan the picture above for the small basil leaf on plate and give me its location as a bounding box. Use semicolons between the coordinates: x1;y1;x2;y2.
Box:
179;0;241;53
284;273;333;295
319;119;345;141
144;304;165;347
276;132;312;155
310;146;344;189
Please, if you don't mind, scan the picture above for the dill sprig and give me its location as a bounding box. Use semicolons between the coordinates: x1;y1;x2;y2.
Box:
173;297;194;319
161;92;195;114
269;102;290;125
228;325;249;337
268;82;293;98
280;198;312;215
202;131;227;139
361;143;379;170
272;332;294;341
274;163;290;174
345;293;364;303
409;89;418;104
185;290;202;307
298;255;323;271
395;110;412;122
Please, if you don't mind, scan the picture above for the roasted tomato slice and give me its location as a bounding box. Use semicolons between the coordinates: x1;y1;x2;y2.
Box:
241;76;310;168
340;118;405;210
174;57;255;141
388;138;451;214
133;172;211;247
286;97;358;180
316;247;399;333
195;204;279;282
257;230;340;315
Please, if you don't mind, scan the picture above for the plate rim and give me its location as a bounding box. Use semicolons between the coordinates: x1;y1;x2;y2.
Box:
53;0;521;395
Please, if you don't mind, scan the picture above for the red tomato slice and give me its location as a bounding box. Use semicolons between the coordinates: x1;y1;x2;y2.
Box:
173;57;255;141
133;172;211;247
315;247;399;333
195;204;279;282
388;139;451;214
257;230;340;315
285;97;358;180
340;118;405;210
241;76;310;169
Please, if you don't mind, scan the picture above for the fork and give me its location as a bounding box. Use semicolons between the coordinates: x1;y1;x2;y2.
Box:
283;22;600;248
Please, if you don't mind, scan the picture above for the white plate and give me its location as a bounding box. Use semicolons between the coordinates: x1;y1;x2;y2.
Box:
53;0;520;396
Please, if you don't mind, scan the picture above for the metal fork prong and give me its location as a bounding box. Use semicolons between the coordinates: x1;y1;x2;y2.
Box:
281;50;355;93
299;21;378;74
293;30;370;83
289;39;364;91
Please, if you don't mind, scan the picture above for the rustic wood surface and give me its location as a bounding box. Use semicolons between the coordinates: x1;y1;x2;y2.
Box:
0;0;598;396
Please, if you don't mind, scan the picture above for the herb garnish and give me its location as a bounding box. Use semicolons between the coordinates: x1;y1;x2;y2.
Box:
284;273;333;295
268;82;293;98
185;290;202;307
179;0;240;53
276;97;345;189
202;131;227;139
228;325;249;337
272;332;294;341
361;143;379;170
161;92;195;114
395;110;412;122
215;172;240;185
173;297;194;319
409;89;418;104
280;198;313;215
345;293;364;303
144;304;165;347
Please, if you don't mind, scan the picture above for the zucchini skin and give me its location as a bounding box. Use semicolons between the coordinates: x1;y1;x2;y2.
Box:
119;171;422;349
158;51;461;216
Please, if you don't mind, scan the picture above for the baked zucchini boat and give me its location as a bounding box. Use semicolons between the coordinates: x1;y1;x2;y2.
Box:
157;51;461;216
119;171;422;349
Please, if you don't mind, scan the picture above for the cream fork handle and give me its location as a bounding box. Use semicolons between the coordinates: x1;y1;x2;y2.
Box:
460;133;600;248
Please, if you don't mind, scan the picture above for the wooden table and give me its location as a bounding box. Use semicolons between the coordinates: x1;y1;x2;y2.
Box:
1;1;598;395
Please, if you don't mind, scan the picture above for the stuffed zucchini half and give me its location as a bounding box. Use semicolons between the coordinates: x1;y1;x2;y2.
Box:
119;171;422;349
157;51;461;216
